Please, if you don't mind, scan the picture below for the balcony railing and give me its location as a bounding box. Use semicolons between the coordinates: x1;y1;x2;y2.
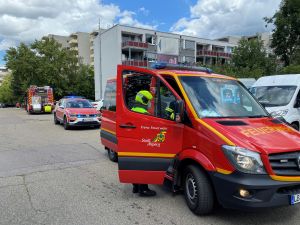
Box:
197;50;232;58
122;41;148;49
122;60;148;67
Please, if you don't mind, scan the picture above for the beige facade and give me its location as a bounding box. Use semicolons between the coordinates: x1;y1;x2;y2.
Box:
47;34;70;48
217;32;273;55
48;32;101;66
0;66;10;86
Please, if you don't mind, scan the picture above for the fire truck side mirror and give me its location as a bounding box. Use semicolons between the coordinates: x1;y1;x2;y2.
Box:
174;100;184;123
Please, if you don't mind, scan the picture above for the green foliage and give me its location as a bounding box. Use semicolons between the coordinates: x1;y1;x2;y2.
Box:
232;39;276;77
0;74;15;104
209;39;276;79
265;0;300;66
4;38;95;102
279;64;300;74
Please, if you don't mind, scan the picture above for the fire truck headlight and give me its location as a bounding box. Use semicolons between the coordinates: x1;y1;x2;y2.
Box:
222;145;266;174
69;113;77;117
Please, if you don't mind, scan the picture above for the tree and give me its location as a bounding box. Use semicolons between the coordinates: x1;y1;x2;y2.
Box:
4;38;95;101
232;39;276;77
279;64;300;74
0;74;15;104
265;0;300;66
211;39;276;78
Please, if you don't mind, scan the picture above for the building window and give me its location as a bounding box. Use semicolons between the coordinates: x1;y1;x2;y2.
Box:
146;34;155;44
185;40;195;50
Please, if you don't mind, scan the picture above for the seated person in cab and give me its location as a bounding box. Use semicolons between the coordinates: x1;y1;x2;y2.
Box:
160;86;176;120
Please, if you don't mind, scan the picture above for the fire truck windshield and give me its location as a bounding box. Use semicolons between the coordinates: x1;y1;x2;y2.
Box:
179;76;268;118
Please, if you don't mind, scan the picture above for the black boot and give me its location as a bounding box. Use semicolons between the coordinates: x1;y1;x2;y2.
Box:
139;184;156;197
132;184;139;193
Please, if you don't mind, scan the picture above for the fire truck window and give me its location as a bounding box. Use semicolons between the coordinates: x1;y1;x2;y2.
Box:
159;81;176;120
103;80;116;111
163;76;184;99
122;71;157;116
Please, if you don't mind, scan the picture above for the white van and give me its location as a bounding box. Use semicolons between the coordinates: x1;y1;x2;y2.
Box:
238;78;256;89
251;74;300;130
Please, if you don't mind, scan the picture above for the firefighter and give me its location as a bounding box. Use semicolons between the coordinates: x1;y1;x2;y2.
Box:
131;90;157;197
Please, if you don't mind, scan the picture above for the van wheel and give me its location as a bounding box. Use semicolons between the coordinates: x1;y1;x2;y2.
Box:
54;113;59;125
183;165;214;215
108;149;118;162
63;117;69;130
291;123;299;131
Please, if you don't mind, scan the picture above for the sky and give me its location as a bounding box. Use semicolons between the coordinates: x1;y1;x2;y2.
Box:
0;0;282;65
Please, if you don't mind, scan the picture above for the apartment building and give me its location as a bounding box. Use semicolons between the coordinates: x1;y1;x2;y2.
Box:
68;32;91;65
48;31;101;66
217;32;273;55
246;32;273;55
47;34;70;48
89;31;98;67
93;24;236;100
0;66;9;86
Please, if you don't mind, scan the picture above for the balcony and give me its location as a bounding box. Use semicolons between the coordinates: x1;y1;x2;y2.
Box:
196;50;232;58
122;60;148;67
69;39;78;48
122;41;148;50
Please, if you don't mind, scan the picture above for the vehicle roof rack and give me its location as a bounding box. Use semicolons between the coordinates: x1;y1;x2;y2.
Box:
151;62;213;73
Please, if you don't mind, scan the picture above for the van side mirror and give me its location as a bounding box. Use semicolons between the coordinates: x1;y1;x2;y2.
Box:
174;100;184;123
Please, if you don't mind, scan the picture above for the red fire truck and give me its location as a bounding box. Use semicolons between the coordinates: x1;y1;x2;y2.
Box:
25;85;54;113
101;63;300;215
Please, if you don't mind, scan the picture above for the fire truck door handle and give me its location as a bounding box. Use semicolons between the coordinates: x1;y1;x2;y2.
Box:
119;124;136;129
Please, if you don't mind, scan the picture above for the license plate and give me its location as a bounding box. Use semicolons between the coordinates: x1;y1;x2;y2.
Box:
82;118;93;122
290;194;300;205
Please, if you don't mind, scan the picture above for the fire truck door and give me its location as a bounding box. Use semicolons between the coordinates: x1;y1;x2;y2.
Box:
116;65;184;184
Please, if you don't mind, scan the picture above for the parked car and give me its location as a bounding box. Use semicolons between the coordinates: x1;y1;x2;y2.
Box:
251;74;300;130
92;99;103;111
0;103;6;108
54;97;101;130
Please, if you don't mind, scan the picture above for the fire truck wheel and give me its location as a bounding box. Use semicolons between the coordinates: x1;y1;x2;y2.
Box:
183;165;214;215
108;149;118;162
54;114;59;125
63;117;70;130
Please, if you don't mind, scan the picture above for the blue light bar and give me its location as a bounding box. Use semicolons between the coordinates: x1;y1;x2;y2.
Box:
63;96;85;99
151;62;213;73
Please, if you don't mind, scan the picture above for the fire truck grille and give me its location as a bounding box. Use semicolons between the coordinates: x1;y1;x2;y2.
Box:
269;151;300;176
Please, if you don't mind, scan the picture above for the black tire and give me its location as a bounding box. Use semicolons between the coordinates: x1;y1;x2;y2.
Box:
63;116;70;130
183;165;214;215
291;123;299;131
54;113;59;125
108;149;118;162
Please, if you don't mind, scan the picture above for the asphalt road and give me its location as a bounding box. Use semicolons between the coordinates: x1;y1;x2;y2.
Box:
0;108;300;225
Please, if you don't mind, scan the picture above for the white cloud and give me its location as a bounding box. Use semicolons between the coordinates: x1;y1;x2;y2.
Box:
138;7;150;16
0;0;156;50
170;0;281;39
0;39;17;51
118;10;156;30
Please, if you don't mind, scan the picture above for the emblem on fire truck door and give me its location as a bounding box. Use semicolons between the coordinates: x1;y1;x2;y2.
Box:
152;130;167;143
